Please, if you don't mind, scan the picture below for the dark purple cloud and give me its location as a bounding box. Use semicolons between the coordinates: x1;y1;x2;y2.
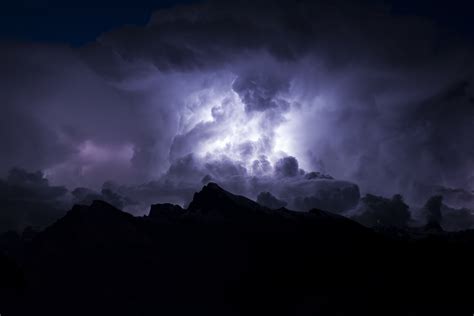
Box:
0;169;69;232
257;191;288;210
274;156;300;178
0;0;473;230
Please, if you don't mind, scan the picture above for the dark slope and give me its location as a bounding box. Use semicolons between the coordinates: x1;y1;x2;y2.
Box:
0;183;473;316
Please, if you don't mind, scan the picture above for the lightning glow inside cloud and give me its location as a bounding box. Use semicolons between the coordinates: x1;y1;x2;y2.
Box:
0;0;473;231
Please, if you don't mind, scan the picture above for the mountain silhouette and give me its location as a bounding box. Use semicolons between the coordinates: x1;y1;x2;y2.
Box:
0;183;473;316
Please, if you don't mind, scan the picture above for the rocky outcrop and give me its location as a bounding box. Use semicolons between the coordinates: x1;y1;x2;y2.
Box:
257;192;287;209
148;203;185;221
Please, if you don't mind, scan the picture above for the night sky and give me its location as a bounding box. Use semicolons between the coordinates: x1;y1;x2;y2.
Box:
1;0;473;231
0;0;200;45
2;0;474;45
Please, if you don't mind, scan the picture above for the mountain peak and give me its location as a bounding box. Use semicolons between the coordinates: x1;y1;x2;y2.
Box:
187;183;263;218
199;182;235;198
66;200;132;222
203;182;224;191
35;200;143;248
148;203;185;221
90;200;121;212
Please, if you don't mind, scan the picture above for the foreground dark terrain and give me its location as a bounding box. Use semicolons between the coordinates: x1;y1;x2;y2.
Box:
0;183;473;315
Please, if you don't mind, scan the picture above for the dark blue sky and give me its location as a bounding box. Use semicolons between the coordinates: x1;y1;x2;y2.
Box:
0;0;201;46
0;0;473;46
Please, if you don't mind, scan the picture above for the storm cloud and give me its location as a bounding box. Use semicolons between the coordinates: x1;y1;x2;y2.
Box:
0;169;69;232
0;0;473;229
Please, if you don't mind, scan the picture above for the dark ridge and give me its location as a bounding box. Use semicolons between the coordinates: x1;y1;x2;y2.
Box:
187;182;265;217
149;203;185;217
0;183;472;316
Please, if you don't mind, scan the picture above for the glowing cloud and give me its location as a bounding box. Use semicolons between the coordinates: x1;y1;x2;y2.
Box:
171;76;298;176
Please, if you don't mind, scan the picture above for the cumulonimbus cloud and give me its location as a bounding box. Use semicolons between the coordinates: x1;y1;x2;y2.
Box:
0;0;473;230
